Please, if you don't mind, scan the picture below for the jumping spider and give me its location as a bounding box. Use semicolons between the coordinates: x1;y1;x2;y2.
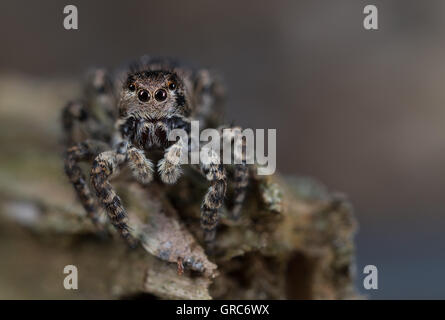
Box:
62;56;250;246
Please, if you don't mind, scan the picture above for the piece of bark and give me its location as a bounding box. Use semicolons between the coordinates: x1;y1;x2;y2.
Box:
124;183;218;278
0;75;358;299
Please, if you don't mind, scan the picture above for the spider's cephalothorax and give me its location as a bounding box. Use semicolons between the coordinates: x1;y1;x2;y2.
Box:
62;56;249;246
117;70;191;150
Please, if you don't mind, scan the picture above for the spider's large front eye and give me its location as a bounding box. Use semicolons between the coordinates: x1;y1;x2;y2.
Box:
128;83;136;92
138;89;150;102
155;89;167;101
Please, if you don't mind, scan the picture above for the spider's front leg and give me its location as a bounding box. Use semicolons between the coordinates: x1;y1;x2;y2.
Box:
200;148;227;243
64;139;109;230
90;144;138;246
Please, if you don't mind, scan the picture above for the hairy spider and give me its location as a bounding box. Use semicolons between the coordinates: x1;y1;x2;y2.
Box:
62;56;250;246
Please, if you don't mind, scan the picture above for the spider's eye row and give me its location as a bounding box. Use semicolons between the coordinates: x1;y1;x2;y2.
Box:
155;89;167;102
138;89;150;102
128;83;136;92
168;81;177;90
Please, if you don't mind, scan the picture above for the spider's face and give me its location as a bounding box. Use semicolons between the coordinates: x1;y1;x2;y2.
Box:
118;70;190;121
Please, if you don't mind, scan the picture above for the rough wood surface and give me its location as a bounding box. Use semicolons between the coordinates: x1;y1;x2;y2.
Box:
0;75;358;299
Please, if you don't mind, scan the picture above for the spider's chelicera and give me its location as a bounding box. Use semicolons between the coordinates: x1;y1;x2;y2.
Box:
62;56;251;246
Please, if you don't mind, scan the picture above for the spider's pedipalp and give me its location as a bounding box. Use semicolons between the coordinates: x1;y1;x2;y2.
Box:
127;146;154;184
158;138;185;184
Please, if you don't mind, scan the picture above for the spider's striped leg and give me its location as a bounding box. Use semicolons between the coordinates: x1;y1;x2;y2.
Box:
90;148;138;247
231;162;249;220
62;100;88;146
64;140;109;230
222;127;250;220
200;148;227;243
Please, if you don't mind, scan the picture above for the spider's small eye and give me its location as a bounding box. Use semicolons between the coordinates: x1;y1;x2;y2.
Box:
168;81;177;90
138;89;150;102
128;83;136;92
155;89;167;101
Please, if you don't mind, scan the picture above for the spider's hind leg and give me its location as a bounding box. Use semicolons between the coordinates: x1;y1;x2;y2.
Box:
62;68;117;146
230;163;249;220
62;100;89;146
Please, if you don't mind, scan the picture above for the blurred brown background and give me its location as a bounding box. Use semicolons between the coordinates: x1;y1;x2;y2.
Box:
1;0;445;298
